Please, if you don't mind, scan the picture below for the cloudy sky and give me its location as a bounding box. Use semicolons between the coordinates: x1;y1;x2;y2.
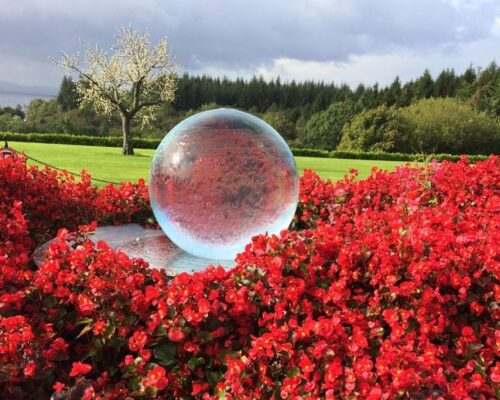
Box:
1;0;499;90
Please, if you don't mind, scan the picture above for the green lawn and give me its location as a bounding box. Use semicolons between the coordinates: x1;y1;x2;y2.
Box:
9;141;407;185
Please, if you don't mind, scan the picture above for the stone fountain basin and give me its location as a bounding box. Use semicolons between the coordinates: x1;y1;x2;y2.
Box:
33;224;235;275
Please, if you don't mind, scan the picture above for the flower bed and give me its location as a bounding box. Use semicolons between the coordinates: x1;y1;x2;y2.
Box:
0;154;498;399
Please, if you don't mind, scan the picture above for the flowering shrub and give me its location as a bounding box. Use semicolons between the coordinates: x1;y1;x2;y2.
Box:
0;154;152;244
0;154;498;399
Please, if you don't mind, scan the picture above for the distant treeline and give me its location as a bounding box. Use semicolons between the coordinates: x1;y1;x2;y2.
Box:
173;67;474;112
1;62;500;155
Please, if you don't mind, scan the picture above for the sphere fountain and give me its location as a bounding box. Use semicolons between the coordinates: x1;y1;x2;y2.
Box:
35;109;299;274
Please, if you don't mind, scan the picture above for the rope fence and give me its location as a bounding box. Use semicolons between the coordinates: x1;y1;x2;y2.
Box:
21;152;121;185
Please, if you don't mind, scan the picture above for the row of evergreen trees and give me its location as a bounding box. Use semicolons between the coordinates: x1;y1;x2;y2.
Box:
2;62;499;155
172;63;499;116
53;62;500;117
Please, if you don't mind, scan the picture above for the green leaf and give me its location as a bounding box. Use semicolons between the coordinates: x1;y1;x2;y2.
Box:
76;324;93;339
287;366;300;378
80;346;98;362
109;365;119;377
197;330;212;342
468;342;484;353
188;357;205;371
145;386;158;398
153;325;168;336
75;317;93;326
154;342;176;367
0;370;11;382
316;279;331;289
121;364;136;379
206;370;222;385
218;393;227;400
124;314;137;325
103;323;116;339
43;295;58;308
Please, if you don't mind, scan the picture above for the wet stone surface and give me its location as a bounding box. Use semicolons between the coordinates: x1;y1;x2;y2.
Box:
34;224;235;275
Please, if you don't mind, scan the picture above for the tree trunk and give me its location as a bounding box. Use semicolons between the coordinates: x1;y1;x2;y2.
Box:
121;114;134;155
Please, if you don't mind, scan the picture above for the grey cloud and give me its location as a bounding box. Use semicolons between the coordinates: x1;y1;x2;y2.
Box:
0;0;499;86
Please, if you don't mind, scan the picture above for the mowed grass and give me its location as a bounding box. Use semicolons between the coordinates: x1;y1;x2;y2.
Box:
10;141;407;185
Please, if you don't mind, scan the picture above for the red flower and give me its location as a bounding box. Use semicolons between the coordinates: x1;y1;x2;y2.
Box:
128;330;148;352
367;387;382;400
52;382;66;393
168;327;185;342
143;365;168;390
23;361;36;377
93;321;107;336
77;294;95;315
324;359;343;387
490;362;500;383
0;154;499;399
69;362;92;377
191;381;209;396
298;355;314;376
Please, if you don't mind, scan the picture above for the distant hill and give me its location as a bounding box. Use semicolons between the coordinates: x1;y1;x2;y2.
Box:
0;81;57;107
0;80;57;97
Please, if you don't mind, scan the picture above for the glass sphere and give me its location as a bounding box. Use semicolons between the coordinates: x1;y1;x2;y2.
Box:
149;108;299;260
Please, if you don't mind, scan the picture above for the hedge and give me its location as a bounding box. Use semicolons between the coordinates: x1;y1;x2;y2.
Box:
2;132;159;149
2;131;490;162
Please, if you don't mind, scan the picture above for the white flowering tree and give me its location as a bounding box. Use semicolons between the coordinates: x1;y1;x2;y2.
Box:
55;26;177;155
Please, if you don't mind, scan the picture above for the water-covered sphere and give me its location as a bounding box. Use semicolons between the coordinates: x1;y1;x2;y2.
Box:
149;108;299;260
